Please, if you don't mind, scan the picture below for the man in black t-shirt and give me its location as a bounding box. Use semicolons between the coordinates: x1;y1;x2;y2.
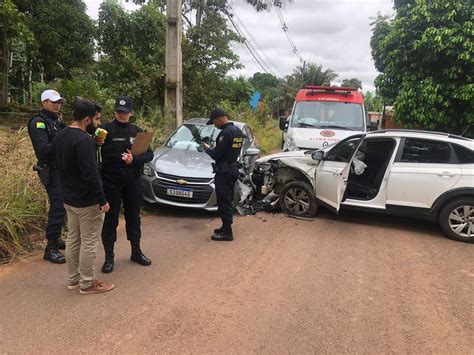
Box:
53;100;114;295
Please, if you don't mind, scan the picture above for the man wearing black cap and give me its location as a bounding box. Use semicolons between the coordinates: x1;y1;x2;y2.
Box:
99;96;154;273
203;109;244;241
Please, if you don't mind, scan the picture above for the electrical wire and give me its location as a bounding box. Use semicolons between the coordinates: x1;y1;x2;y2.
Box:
275;6;304;64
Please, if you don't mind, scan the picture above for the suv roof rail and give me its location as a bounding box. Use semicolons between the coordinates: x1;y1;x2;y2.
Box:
370;129;472;141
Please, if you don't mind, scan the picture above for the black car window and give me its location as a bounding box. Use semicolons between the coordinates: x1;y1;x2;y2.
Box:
453;144;474;164
325;137;361;163
401;138;453;163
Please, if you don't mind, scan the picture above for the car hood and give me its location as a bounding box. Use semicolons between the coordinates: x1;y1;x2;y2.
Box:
256;150;311;164
151;147;214;178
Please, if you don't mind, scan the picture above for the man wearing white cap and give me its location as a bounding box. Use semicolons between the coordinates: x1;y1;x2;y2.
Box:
27;89;67;264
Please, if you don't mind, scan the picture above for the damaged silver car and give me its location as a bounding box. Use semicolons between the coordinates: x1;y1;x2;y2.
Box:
141;118;260;211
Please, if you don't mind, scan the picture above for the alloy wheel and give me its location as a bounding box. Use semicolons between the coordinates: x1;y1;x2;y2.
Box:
448;205;474;238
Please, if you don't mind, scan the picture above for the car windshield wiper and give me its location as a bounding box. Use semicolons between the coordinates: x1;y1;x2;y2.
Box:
319;125;354;131
298;122;318;128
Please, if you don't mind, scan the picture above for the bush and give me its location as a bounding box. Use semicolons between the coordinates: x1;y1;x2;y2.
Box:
0;127;47;262
219;101;282;155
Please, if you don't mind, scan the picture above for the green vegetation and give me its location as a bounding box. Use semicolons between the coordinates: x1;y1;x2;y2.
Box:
371;0;473;133
0;126;47;261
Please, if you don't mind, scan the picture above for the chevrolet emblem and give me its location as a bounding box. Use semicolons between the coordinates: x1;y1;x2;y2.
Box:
176;179;187;185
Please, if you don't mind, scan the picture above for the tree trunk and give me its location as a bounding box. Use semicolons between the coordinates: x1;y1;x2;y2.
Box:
27;55;32;104
0;29;10;108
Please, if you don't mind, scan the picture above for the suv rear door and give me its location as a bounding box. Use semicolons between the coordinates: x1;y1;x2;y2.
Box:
386;138;462;209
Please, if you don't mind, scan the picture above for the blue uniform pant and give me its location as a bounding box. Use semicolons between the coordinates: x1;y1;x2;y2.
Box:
44;173;66;244
215;168;239;233
101;175;143;252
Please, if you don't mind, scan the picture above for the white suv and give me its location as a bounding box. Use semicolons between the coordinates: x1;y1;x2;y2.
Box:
251;130;474;243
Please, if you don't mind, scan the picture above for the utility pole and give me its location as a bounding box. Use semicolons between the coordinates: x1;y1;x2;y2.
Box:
165;0;183;128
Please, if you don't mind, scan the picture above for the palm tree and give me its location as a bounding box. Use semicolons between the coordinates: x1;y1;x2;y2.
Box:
291;63;338;88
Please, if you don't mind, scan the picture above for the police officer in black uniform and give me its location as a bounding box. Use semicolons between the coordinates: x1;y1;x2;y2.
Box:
203;109;243;241
28;89;67;264
100;96;153;273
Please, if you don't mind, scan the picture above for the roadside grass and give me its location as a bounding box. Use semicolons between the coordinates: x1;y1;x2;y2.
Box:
0;126;47;262
220;102;282;155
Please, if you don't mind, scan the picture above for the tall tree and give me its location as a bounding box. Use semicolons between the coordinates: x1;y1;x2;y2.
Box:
13;0;95;82
371;0;473;133
97;0;166;107
341;78;362;90
291;63;338;88
0;0;31;107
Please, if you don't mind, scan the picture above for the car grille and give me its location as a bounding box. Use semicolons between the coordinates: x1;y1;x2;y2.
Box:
156;172;213;184
152;179;213;204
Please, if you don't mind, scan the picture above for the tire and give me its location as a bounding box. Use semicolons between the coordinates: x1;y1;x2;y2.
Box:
279;181;318;217
439;198;474;243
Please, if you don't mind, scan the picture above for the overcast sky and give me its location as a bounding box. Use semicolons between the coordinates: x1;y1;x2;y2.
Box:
84;0;395;92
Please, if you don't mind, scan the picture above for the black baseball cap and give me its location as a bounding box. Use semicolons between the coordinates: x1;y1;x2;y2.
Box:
207;108;227;125
115;96;133;113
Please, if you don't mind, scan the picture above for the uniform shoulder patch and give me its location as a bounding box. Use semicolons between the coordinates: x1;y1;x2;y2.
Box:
218;136;224;142
36;122;46;129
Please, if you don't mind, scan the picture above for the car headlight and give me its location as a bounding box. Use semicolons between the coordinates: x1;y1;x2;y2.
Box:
143;164;155;177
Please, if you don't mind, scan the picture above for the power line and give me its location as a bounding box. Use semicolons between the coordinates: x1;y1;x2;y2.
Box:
226;4;284;77
223;1;279;76
275;6;304;64
225;13;274;75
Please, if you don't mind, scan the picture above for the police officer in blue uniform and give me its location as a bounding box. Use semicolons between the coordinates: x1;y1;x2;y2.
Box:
100;96;153;273
203;109;244;241
28;90;67;264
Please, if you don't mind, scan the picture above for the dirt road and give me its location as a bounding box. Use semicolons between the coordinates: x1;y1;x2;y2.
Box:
0;208;473;354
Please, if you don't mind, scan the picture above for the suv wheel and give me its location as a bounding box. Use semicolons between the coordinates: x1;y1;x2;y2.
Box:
280;181;317;217
439;198;474;243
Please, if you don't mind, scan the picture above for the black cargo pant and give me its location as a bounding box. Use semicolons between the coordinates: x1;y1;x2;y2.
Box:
214;166;239;233
101;173;143;253
44;173;66;247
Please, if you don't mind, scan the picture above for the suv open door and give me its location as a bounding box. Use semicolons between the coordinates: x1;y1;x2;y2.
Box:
314;135;365;213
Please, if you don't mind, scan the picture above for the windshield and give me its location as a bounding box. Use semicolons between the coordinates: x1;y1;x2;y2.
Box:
290;101;364;131
166;124;221;151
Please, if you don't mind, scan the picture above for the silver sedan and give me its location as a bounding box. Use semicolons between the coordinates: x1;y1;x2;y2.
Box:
141;118;260;211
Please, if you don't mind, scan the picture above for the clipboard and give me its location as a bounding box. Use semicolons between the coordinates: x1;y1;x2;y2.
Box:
131;132;154;155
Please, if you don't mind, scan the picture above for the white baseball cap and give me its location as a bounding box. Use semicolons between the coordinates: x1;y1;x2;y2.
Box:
41;89;64;102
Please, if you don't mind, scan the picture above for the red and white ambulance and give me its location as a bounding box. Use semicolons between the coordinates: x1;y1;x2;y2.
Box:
280;86;376;151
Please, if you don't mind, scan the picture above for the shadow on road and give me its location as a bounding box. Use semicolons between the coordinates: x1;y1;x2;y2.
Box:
315;207;445;240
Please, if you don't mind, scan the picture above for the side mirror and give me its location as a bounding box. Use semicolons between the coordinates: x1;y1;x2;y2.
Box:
367;122;378;131
244;147;260;157
279;116;288;131
311;150;324;161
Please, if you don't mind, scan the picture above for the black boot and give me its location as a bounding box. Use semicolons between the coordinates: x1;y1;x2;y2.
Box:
213;226;224;234
43;246;66;264
211;229;233;241
101;250;115;273
55;238;66;250
131;244;151;266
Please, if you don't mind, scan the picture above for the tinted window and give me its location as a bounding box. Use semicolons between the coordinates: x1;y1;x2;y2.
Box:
453;144;474;164
326;137;361;162
401;139;452;163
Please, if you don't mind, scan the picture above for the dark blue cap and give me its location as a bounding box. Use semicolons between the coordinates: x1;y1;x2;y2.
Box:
207;108;227;125
115;96;133;113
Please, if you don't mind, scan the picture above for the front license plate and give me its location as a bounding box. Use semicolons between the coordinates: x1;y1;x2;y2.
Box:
166;188;193;198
